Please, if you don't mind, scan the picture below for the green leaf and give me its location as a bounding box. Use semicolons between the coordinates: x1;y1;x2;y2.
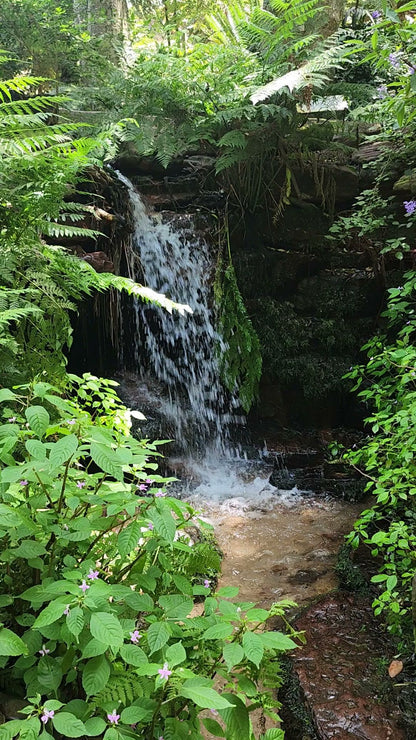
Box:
117;521;142;559
242;632;263;667
38;656;62;691
216;587;239;598
124;591;154;612
81;639;108;659
159;594;193;619
90;443;123;481
0;721;24;740
147;621;171;654
33;600;66;629
66;607;84;637
219;694;250;738
90;612;124;649
166;641;186;667
82;655;110;696
14;540;46;559
263;730;284;740
259;631;297;651
172;574;193;595
150;508;176;542
119;643;148;667
0;628;28;656
0;504;23;528
245;608;269;622
179;680;233;709
0;389;17;402
52;713;87;738
202;718;225;737
203;623;233;640
25;406;50;438
223;642;244;670
84;718;107;737
49;434;78;468
120;700;156;724
25;440;47;460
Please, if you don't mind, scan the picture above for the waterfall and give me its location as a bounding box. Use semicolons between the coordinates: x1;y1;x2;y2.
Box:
116;172;240;455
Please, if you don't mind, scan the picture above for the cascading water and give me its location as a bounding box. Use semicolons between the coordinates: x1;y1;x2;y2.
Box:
116;172;241;456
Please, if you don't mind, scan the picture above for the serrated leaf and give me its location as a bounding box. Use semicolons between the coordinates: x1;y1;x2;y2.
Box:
223;642;244;670
159;594;193;619
179;680;232;709
124;591;154;612
0;628;28;656
0;389;17;402
260;631;297;651
120;643;148;667
242;631;263;667
32;600;66;629
38;656;62;691
166;641;186;667
118;521;141;560
90;612;124;649
66;607;84;637
149;508;176;542
147;621;171;654
25;406;50;438
203;623;233;640
120;700;156;724
90;443;123;481
216;587;239;598
81;639;108;659
52;713;86;738
49;434;78;468
82;655;110;696
25;440;47;460
0;504;23;528
172;574;193;595
14;540;46;559
219;693;250;737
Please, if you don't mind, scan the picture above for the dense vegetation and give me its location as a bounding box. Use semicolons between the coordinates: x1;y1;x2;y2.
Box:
0;0;416;736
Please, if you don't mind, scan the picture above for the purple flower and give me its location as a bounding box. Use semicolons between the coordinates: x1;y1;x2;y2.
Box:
138;484;147;491
404;200;416;215
79;580;90;593
39;645;50;656
145;478;153;484
155;490;166;498
371;10;382;19
203;579;211;588
107;711;120;725
63;605;70;616
87;569;99;580
376;84;388;99
66;419;76;425
8;416;16;423
40;709;54;724
389;52;401;69
130;629;142;643
19;480;28;486
158;662;172;680
147;522;154;531
76;481;86;489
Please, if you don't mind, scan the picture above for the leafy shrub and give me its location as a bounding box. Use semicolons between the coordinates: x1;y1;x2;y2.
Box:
0;378;298;739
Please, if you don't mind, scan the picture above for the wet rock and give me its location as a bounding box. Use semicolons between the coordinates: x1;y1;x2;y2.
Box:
287;568;325;585
80;250;114;273
280;594;406;740
0;694;27;719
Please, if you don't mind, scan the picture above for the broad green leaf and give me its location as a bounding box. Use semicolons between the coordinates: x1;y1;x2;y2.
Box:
38;656;62;691
0;389;17;402
66;607;84;638
166;641;186;667
242;631;263;667
179;680;233;709
82;655;110;696
159;594;193;619
0;720;23;740
150;508;176;542
216;587;239;598
0;504;23;528
14;540;46;559
52;713;87;738
25;406;50;438
33;600;66;629
219;694;250;738
84;718;107;737
90;443;123;481
49;434;78;468
203;623;233;640
117;521;142;559
81;639;108;659
25;440;47;460
172;574;193;595
90;612;124;649
259;631;297;651
223;642;244;670
245;608;269;622
124;591;154;612
202;718;225;737
0;628;28;656
120;700;157;724
120;643;148;667
147;621;171;654
263;730;284;740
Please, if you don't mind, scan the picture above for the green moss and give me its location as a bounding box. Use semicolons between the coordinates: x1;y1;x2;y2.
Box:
336;544;368;593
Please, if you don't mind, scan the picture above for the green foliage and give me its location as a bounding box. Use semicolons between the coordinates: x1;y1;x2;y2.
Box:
215;246;262;413
0;381;299;739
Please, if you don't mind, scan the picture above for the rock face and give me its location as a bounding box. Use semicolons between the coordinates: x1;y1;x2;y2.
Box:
280;594;406;740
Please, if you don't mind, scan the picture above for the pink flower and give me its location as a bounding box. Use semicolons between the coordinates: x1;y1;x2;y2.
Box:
203;579;211;588
8;416;16;423
63;605;70;616
79;580;90;593
147;522;154;531
87;569;99;580
145;478;153;484
19;480;28;486
138;483;147;491
130;630;142;643
155;490;166;497
158;662;172;680
66;419;76;425
39;645;50;656
107;711;120;725
40;709;54;724
76;481;86;489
